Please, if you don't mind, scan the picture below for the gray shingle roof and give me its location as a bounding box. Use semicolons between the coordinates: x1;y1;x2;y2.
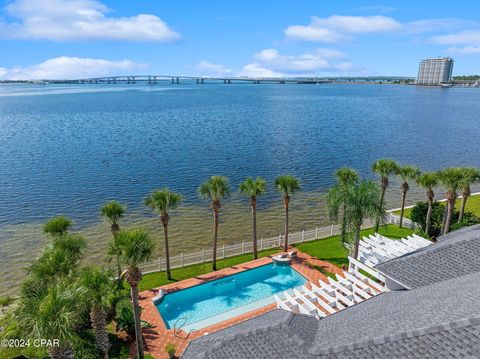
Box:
182;228;480;358
182;272;480;358
375;224;480;289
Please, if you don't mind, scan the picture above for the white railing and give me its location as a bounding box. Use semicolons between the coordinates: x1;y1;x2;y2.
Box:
387;212;418;230
139;215;409;274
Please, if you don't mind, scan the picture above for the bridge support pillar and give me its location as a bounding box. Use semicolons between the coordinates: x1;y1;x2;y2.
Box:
176;77;179;84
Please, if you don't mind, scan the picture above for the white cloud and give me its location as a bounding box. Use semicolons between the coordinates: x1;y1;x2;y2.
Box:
0;0;181;42
447;46;480;55
196;61;233;76
431;30;480;45
285;15;401;42
406;19;477;34
284;25;345;43
239;48;354;77
0;56;146;80
239;64;283;78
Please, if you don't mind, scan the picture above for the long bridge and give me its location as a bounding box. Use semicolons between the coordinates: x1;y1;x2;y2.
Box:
44;75;414;85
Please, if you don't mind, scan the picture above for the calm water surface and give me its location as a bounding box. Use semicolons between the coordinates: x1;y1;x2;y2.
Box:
1;83;479;294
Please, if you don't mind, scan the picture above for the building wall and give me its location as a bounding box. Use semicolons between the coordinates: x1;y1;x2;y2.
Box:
416;57;454;85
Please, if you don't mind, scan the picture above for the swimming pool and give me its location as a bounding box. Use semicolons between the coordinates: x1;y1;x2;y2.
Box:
155;263;306;331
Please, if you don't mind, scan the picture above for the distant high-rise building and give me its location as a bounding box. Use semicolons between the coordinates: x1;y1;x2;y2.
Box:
416;57;454;85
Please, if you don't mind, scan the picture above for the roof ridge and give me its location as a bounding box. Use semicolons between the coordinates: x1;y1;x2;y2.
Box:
309;314;480;355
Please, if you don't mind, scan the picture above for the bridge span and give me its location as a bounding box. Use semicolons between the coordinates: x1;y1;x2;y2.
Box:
45;75;413;85
48;75;335;85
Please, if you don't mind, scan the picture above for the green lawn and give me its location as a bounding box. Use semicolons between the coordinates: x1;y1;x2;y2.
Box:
394;193;480;220
139;224;414;291
295;224;415;268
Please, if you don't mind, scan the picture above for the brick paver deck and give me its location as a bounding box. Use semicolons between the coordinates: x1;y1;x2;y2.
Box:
133;248;341;358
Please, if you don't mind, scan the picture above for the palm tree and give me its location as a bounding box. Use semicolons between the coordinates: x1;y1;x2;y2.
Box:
16;283;81;358
145;188;183;280
101;201;126;278
43;216;73;237
29;234;87;285
199;176;231;271
395;165;420;228
416;172;439;235
458;167;479;222
275;175;301;252
80;267;114;359
438;167;464;234
372;159;398;232
117;228;155;359
337;181;385;259
333;167;359;243
239;177;267;259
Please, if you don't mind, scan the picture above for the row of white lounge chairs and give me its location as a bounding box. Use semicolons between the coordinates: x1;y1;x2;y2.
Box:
274;269;384;319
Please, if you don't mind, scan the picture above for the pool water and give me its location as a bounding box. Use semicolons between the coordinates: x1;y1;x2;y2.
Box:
156;263;306;330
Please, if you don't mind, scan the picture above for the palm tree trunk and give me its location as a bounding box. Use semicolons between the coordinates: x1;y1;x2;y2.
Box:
340;203;347;243
162;222;171;280
443;199;454;234
48;346;73;359
251;201;258;259
91;307;110;359
425;199;433;235
116;254;122;281
374;187;385;232
459;195;467;222
352;225;362;260
283;200;289;252
131;284;144;359
213;207;219;271
399;190;406;228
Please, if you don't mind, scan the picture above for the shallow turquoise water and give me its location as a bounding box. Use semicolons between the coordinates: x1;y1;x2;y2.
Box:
156;263;306;329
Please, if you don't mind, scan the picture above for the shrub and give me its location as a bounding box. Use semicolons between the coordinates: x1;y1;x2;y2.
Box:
451;212;480;231
411;201;480;237
115;298;135;338
0;296;14;307
410;201;445;237
165;343;177;358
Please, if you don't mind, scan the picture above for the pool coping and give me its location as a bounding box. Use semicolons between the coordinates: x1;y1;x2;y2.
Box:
136;249;343;358
156;261;308;331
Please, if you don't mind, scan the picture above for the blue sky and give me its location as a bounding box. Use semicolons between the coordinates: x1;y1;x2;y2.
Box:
0;0;479;79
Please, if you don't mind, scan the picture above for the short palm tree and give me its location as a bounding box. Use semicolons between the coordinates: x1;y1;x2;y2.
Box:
29;234;87;284
199;176;231;271
101;201;126;279
145;188;183;280
438;167;464;234
16;283;81;359
372;159;398;232
333;167;359;243
416;172;439;235
458;167;479;222
80;267;114;359
275;175;301;252
343;181;385;259
117;228;155;359
395;165;420;227
239;177;267;259
43;216;73;237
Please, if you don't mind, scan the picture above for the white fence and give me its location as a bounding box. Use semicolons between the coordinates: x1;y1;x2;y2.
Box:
139;213;416;275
